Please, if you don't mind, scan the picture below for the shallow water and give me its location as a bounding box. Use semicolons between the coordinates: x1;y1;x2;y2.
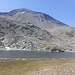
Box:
0;50;75;58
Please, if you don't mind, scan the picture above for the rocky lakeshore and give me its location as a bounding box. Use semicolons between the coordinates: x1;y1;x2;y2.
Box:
0;58;75;75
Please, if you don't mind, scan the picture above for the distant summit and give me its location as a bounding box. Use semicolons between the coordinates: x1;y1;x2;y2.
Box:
0;8;68;31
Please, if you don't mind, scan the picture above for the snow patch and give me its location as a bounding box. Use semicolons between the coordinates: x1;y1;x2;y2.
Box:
21;12;25;13
5;47;11;50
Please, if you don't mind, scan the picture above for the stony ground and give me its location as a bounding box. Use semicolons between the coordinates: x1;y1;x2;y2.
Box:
0;58;75;75
28;59;75;75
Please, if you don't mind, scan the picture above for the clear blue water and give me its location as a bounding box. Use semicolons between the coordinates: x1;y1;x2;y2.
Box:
0;50;75;58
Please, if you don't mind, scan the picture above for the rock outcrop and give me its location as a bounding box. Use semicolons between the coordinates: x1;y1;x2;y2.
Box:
0;8;75;52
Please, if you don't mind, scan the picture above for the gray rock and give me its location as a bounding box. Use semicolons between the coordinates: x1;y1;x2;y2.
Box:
0;8;75;52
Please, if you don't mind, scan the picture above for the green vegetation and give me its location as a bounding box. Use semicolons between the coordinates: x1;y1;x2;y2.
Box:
0;59;49;75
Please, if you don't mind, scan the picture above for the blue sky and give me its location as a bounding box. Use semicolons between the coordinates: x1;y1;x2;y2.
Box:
0;0;75;27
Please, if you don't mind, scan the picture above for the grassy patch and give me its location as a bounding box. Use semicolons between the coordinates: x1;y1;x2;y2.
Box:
0;58;75;75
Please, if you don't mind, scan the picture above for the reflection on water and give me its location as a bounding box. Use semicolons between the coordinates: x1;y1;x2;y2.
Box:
0;50;75;58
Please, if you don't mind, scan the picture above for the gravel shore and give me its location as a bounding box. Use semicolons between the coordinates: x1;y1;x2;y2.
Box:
28;58;75;75
0;58;75;75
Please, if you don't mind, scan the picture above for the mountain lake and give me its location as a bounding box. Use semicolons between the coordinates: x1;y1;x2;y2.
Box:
0;50;75;59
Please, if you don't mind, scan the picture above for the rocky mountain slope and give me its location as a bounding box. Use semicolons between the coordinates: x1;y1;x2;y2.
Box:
0;8;68;31
0;8;75;52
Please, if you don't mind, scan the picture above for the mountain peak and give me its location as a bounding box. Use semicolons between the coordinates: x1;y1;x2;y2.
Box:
9;8;29;12
8;8;30;15
0;8;68;29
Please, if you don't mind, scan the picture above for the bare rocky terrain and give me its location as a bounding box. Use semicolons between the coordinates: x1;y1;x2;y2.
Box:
0;8;75;52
